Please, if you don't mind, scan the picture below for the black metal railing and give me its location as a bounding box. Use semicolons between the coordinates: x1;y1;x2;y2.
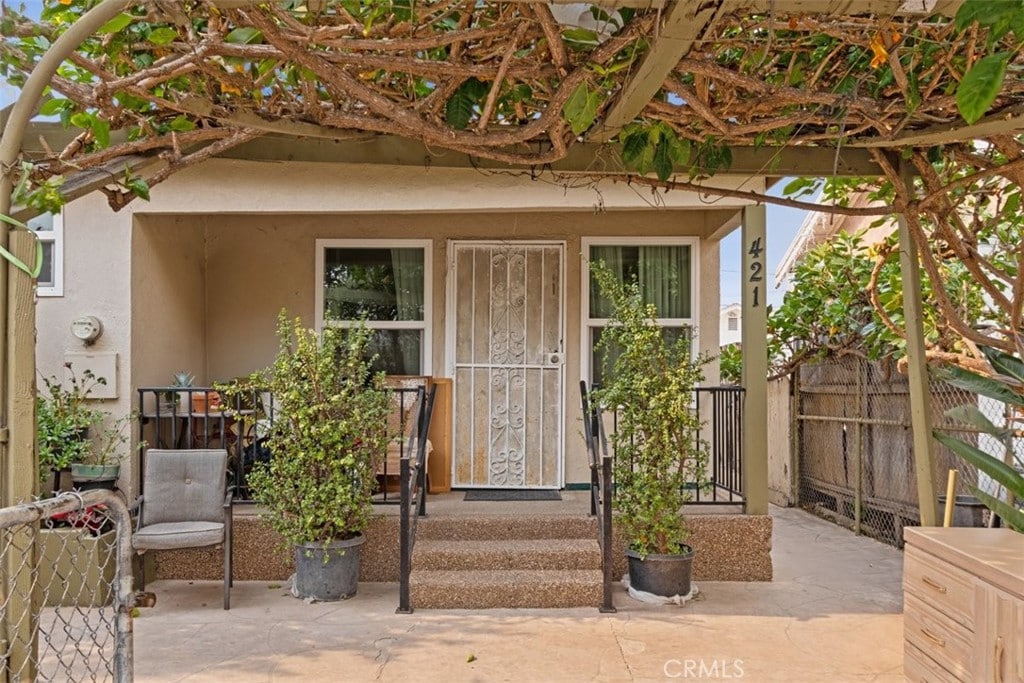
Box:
593;384;745;506
137;386;273;501
397;383;437;614
694;386;745;504
580;381;616;613
137;384;434;505
375;386;431;506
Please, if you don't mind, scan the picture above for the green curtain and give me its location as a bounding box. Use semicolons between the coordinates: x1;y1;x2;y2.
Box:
639;245;689;318
390;248;424;373
589;246;624;318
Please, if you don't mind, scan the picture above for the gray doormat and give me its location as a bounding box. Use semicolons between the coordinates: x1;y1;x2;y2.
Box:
463;489;562;502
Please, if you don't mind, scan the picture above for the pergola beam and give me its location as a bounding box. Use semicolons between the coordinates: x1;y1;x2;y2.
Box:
857;105;1024;148
207;0;961;12
589;0;726;142
216;135;885;177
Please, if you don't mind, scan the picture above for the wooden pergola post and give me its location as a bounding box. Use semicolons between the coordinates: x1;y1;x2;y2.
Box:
741;204;769;515
0;4;130;680
896;158;939;527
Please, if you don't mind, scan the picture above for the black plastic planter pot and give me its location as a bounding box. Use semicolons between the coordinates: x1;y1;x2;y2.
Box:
626;544;695;597
294;533;366;601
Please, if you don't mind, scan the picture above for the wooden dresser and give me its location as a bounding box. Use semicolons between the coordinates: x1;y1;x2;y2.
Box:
903;527;1024;682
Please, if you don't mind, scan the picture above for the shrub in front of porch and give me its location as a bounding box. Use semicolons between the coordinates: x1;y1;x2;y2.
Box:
230;312;392;600
590;262;710;598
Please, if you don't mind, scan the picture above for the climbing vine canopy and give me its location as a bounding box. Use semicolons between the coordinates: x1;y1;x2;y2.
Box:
3;0;1024;211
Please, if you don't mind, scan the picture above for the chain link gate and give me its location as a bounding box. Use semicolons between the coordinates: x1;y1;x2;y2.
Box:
794;358;1023;547
0;489;134;682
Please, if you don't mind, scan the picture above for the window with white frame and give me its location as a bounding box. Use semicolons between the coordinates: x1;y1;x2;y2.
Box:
316;240;431;375
727;314;738;331
583;238;697;385
29;212;62;297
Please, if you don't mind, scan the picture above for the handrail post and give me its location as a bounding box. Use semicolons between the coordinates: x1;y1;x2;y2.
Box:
396;454;412;614
600;453;616;613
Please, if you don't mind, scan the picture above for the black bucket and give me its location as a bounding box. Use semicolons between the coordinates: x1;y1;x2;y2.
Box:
937;495;987;527
626;544;695;597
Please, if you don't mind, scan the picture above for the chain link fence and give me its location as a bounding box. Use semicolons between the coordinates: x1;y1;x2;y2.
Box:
0;489;134;682
795;358;1023;547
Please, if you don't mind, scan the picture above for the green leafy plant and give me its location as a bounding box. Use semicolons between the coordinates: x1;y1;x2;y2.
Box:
37;365;102;476
719;343;742;386
37;364;133;475
932;347;1024;533
589;261;709;557
226;312;393;554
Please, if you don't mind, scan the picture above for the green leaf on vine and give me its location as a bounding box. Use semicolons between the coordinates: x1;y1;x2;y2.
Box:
38;98;69;116
652;139;673;181
225;28;263;45
169;116;195;132
957;52;1010;124
97;13;134;35
148;28;178;46
92;118;110;148
444;78;487;130
563;83;602;136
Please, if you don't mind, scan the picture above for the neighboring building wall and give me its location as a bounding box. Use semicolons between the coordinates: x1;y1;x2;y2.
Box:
719;303;741;347
37;159;756;490
767;376;794;506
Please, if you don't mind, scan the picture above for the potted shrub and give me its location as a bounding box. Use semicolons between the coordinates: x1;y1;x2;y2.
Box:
37;364;102;494
38;364;133;492
590;262;710;598
227;312;392;601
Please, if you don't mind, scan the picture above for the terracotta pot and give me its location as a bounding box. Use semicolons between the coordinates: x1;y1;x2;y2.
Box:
191;391;221;413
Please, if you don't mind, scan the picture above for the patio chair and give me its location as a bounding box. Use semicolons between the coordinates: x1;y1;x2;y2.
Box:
133;449;233;609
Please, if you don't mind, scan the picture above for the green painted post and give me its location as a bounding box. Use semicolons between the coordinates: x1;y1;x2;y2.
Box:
895;160;939;527
0;4;132;680
741;204;768;515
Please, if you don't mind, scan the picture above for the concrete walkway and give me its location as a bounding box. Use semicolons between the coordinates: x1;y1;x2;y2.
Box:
134;506;905;682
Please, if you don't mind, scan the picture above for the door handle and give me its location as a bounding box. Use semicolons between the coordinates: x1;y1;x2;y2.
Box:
549;353;561;365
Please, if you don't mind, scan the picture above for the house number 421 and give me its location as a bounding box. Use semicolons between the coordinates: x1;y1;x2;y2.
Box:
748;237;764;308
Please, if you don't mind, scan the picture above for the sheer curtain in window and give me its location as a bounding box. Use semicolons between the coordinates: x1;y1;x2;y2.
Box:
391;249;424;372
589;246;624;318
639;246;689;318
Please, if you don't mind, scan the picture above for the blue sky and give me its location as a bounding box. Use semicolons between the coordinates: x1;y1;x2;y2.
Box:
719;187;807;310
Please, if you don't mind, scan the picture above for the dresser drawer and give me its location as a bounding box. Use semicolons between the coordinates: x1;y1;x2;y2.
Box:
904;547;975;629
905;593;973;680
905;641;965;683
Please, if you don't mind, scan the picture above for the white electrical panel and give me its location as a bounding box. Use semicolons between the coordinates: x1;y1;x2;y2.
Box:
63;352;118;399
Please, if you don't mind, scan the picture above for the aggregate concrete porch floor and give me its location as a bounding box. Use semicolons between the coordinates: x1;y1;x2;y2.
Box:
134;506;905;682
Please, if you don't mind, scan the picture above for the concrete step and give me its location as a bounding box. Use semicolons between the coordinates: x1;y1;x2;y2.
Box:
413;538;601;571
415;515;597;541
410;569;604;609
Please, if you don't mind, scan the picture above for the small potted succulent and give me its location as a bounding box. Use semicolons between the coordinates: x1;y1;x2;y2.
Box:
590;262;710;598
159;370;194;412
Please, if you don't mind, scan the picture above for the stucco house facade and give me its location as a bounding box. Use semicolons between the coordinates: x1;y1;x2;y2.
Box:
36;157;755;494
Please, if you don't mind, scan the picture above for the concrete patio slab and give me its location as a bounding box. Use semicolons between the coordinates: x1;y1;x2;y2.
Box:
134;506;905;682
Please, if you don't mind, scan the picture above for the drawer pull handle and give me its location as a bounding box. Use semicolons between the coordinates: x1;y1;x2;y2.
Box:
921;628;946;648
994;636;1004;683
920;575;947;594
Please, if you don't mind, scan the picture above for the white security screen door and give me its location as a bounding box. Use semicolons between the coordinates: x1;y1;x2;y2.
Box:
450;242;564;488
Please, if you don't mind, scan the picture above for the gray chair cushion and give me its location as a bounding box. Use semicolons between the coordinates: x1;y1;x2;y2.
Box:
142;449;227;526
133;521;224;551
